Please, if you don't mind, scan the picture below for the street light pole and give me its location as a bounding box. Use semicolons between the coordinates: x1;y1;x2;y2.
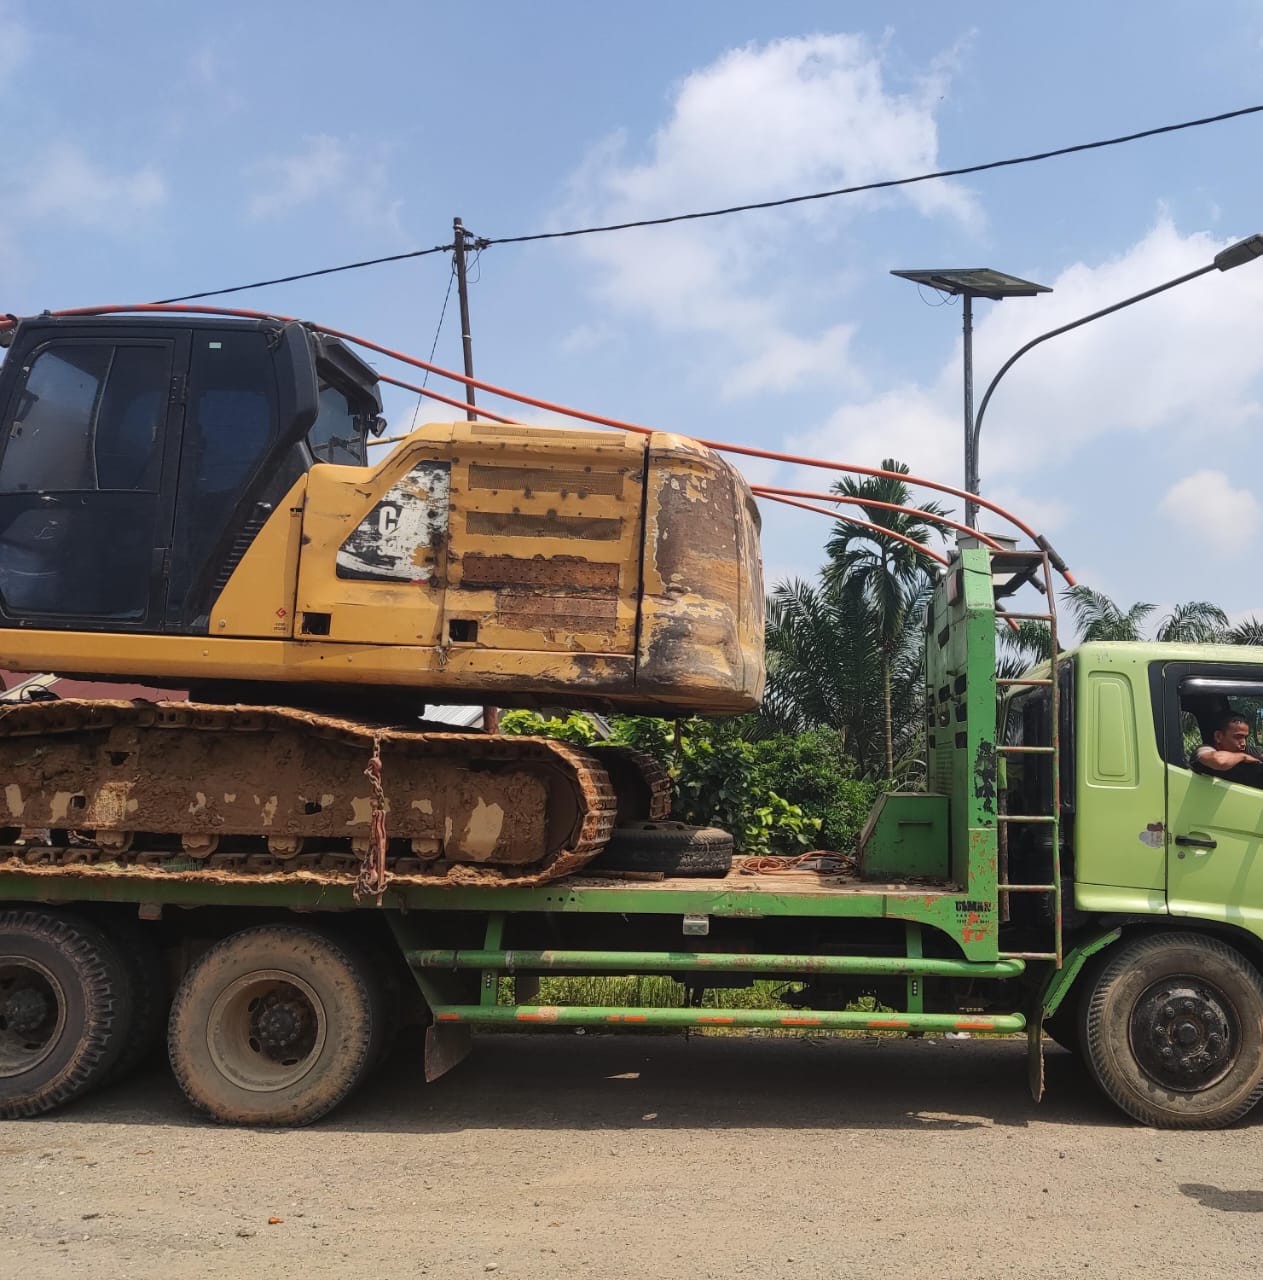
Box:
971;233;1263;477
892;268;1051;527
962;291;975;524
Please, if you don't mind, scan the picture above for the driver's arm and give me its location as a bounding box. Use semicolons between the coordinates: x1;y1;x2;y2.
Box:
1196;745;1263;772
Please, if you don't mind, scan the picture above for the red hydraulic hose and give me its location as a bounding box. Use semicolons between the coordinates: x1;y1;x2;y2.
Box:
751;486;1007;552
2;302;1074;584
757;492;950;567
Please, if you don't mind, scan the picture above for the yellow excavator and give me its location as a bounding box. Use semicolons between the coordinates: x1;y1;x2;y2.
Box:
0;312;764;884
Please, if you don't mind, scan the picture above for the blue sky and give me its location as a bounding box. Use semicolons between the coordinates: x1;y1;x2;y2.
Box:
5;1;1263;627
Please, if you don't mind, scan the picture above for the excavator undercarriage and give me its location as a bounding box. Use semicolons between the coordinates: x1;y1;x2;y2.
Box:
0;700;671;888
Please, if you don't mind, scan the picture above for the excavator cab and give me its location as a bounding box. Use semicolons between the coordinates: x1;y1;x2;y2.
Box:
0;316;377;632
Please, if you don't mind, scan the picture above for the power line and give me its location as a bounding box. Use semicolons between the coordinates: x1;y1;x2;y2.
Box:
487;103;1263;246
151;243;451;305
151;102;1263;304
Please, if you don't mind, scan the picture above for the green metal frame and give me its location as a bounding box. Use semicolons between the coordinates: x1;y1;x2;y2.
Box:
386;911;1029;1036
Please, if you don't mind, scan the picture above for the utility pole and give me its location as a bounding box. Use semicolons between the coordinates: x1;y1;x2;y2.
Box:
452;216;477;421
453;216;498;731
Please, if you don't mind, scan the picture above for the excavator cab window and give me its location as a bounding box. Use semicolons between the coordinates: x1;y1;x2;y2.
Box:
305;336;381;468
0;336;176;622
308;383;368;466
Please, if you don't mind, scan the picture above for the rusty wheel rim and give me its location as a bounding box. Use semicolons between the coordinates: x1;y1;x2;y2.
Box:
207;969;327;1093
0;956;67;1078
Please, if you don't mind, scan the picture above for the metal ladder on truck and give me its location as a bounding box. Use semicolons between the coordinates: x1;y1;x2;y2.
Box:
990;548;1063;967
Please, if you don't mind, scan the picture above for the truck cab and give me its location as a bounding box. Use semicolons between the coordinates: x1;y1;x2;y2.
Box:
1004;640;1263;939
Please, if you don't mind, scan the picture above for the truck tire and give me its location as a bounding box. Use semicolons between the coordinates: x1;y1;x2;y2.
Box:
588;821;734;877
0;909;132;1117
168;925;380;1127
102;919;169;1083
1081;932;1263;1128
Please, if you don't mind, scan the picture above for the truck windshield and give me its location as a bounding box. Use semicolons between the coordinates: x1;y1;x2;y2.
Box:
308;384;367;466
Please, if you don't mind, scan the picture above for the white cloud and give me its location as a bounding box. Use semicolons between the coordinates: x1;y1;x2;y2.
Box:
563;33;976;397
726;324;859;397
248;135;349;219
1160;470;1260;556
18;142;165;227
247;135;404;236
787;385;961;500
560;323;614;355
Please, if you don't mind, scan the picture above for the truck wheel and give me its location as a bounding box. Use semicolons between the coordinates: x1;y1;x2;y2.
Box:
0;909;132;1117
102;919;169;1082
168;926;379;1127
1081;932;1263;1128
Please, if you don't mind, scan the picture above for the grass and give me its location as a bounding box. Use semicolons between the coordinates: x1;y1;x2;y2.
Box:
497;975;896;1037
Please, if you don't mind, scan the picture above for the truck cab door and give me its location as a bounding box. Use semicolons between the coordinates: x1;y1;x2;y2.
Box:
1162;662;1263;932
0;330;187;630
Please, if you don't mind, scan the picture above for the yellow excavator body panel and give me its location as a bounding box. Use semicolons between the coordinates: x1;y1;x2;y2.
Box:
0;420;764;714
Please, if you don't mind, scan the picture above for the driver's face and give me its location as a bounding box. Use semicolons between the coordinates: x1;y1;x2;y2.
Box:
1216;722;1251;752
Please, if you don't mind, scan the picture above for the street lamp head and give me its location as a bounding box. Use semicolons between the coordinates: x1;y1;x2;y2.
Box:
1213;234;1263;272
890;268;1053;300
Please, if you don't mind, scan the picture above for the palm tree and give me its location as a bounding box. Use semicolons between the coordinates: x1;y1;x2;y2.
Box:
1228;617;1263;646
1154;602;1229;643
761;573;930;780
1066;587;1227;644
822;461;949;779
1064;587;1156;642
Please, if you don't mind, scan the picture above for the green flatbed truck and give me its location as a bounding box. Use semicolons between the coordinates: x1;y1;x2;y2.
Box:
5;544;1263;1128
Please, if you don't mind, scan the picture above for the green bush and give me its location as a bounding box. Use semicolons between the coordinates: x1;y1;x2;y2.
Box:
748;729;881;852
498;713;888;857
497;709;600;746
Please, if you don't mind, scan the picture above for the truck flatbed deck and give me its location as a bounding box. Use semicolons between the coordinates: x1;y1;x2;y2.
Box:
0;852;957;916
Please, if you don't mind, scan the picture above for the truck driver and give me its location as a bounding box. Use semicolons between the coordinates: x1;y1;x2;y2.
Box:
1190;709;1263;788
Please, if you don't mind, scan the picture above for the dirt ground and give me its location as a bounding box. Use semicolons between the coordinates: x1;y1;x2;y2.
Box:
2;1031;1262;1280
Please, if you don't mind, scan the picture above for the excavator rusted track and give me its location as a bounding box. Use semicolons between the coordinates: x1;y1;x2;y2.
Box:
589;744;672;823
0;700;619;887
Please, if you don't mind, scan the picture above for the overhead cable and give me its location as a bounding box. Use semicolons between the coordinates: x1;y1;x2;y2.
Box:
152;243;451;305
484;104;1263;245
148;103;1263;304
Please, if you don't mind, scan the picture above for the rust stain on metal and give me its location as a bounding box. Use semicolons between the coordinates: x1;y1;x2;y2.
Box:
461;553;619;591
496;593;619;635
465;510;622;541
468;464;625;498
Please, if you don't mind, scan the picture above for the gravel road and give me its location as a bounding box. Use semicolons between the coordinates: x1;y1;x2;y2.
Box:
3;1031;1262;1279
